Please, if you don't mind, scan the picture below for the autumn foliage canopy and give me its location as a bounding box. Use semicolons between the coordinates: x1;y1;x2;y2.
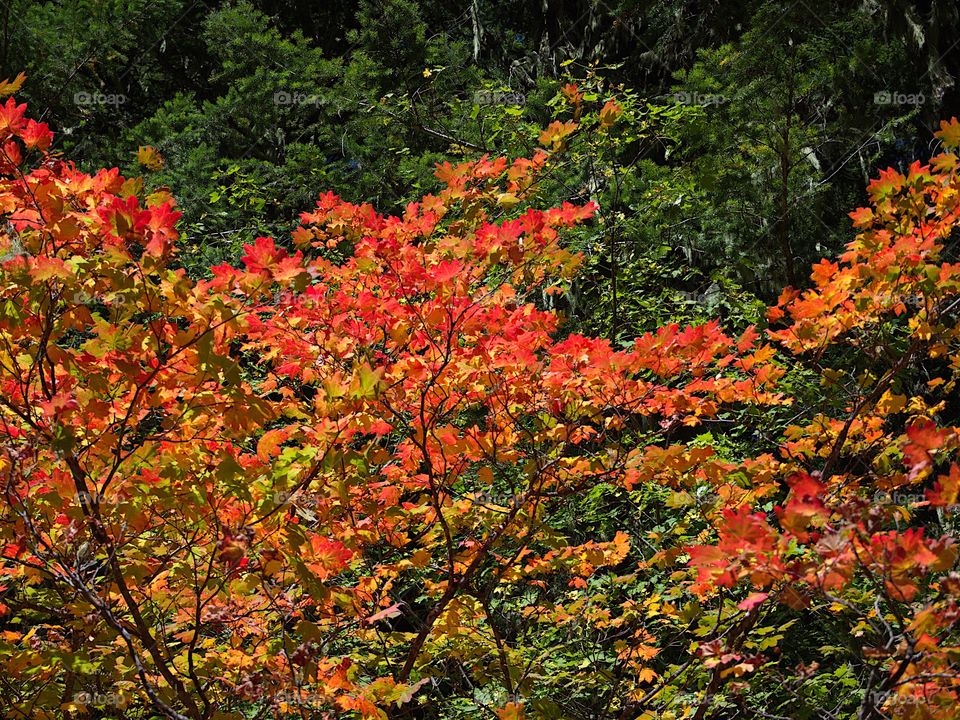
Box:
2;79;960;720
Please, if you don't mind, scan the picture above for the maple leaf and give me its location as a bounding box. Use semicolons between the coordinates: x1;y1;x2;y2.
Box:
936;117;960;149
538;120;578;150
906;419;950;451
778;473;827;536
20;119;51;151
599;99;622;129
928;464;960;507
308;535;353;579
136;145;165;171
0;96;27;136
737;591;769;612
241;236;287;274
496;702;525;720
429;259;463;285
0;72;26;97
903;420;953;473
560;83;583;105
256;428;288;462
848;206;873;228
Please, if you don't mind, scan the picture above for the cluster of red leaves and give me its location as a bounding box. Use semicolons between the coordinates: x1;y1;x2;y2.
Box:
681;119;960;717
1;85;960;720
0;90;784;720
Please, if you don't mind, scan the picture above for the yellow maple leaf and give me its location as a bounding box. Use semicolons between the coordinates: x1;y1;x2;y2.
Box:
936;117;960;149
